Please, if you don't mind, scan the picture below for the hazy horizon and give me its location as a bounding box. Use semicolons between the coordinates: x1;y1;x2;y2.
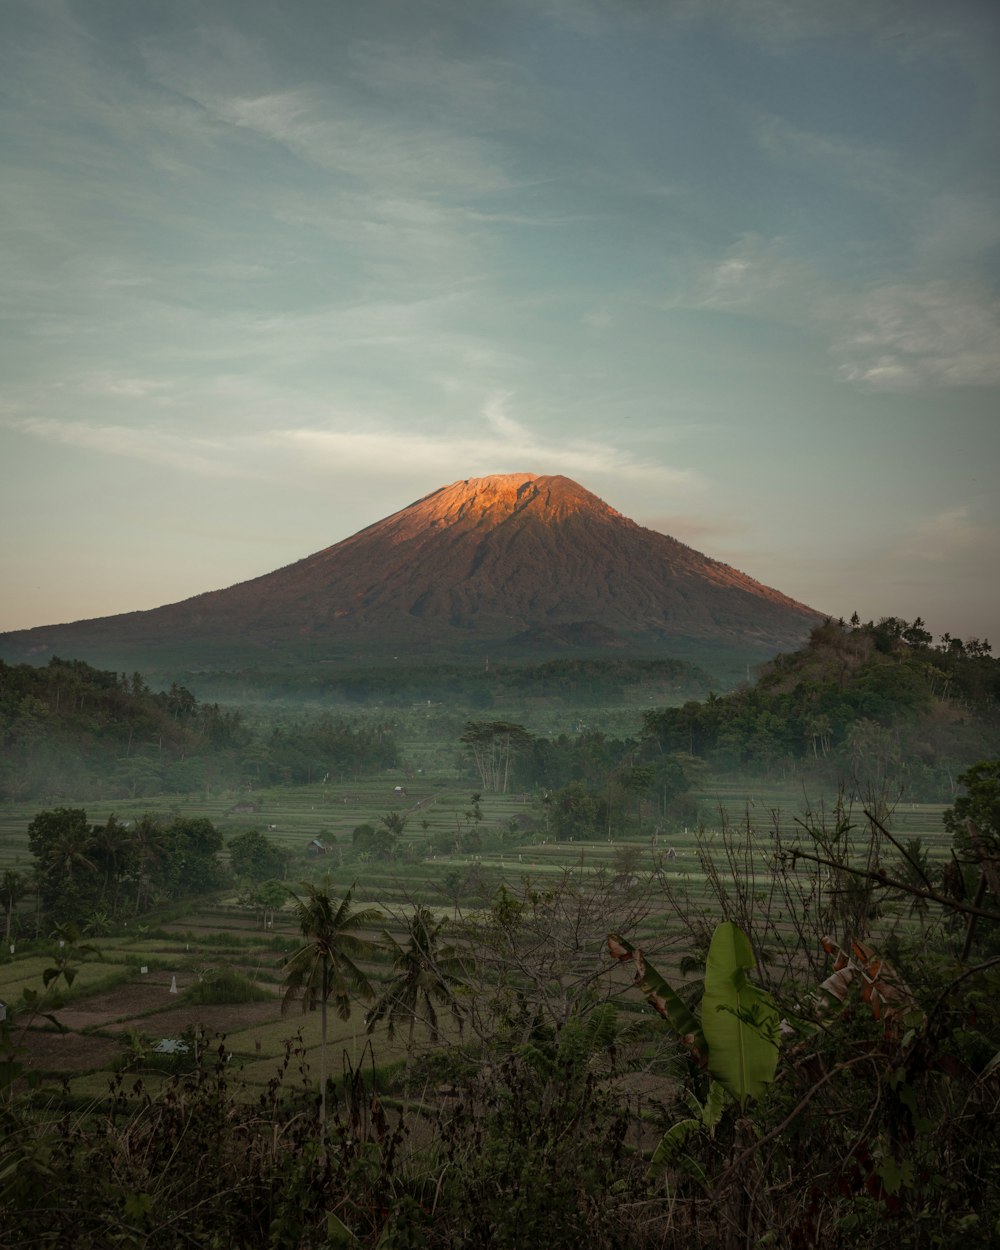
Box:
2;1;998;645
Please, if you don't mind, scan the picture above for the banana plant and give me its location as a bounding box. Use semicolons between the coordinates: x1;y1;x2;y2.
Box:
608;921;780;1110
647;1078;729;1182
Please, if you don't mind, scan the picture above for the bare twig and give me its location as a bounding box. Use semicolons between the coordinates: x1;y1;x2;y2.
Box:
862;808;934;890
785;848;1000;924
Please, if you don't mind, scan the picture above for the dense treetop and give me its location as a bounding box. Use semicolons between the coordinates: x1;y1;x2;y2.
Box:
642;617;998;796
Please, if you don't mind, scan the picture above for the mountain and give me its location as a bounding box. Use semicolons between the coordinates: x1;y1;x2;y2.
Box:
0;473;826;670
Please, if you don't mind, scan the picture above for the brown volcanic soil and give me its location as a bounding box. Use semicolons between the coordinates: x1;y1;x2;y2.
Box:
25;974;282;1076
25;1029;121;1074
1;472;825;664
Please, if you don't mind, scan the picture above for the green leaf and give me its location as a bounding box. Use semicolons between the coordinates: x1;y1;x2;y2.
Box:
648;1117;704;1181
608;933;706;1056
701;922;780;1110
123;1192;154;1221
326;1211;359;1245
877;1154;914;1196
701;1078;728;1129
648;1077;730;1182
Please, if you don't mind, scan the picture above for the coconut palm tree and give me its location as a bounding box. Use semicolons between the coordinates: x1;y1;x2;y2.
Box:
89;815;135;916
366;906;466;1050
281;879;381;1122
1;869;29;945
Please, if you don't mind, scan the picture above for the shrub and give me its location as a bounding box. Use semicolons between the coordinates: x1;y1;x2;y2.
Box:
183;968;273;1004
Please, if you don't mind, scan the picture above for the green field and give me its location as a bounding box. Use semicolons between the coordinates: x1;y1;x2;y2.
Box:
0;764;960;1112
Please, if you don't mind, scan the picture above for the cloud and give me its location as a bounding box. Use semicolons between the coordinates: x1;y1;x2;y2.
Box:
835;282;1000;389
583;309;612;331
78;374;173;400
900;505;995;563
673;234;810;315
671;237;1000;392
266;394;700;488
915;191;1000;269
8;417;256;480
754;112;912;202
345;37;535;131
155;72;511;196
7;395;700;495
643;514;748;547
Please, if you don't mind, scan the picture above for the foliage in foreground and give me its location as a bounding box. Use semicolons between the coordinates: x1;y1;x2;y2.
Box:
3;772;1000;1248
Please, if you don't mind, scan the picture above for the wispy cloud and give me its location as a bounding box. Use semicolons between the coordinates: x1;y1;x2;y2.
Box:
670;237;1000;392
266;394;700;488
643;513;749;547
900;505;995;563
346;38;535;131
667;0;948;52
153;70;511;196
8;417;256;480
835;282;1000;389
6;395;700;495
754;112;913;202
672;234;810;315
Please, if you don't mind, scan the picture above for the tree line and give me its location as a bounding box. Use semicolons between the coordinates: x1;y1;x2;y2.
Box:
168;654;714;708
0;657;399;800
24;807;228;926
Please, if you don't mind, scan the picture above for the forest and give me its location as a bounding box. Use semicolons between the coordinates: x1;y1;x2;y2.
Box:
1;617;998;1247
0;657;400;800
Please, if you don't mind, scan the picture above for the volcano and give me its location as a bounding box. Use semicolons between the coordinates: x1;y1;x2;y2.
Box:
0;473;825;669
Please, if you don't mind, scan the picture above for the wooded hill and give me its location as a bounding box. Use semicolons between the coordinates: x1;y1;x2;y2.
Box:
643;617;999;798
0;658;398;801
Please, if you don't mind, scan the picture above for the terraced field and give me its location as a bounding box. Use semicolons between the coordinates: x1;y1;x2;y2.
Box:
1;770;961;1110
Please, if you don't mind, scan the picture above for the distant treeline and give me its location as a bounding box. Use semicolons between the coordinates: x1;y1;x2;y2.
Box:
0;657;398;801
26;806;228;925
455;719;697;839
167;655;715;708
642;616;999;796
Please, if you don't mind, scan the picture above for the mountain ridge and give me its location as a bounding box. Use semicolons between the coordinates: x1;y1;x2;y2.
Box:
0;472;826;669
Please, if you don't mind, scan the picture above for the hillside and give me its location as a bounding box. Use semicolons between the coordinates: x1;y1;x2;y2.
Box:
642;616;999;797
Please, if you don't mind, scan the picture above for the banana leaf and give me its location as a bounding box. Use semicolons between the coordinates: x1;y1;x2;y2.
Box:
701;922;779;1109
608;933;706;1058
648;1117;706;1181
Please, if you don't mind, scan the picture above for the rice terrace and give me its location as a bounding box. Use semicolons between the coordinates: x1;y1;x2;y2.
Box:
2;613;999;1248
3;779;955;1099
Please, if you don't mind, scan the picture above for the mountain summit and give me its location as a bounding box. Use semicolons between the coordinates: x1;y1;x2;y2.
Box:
0;473;825;668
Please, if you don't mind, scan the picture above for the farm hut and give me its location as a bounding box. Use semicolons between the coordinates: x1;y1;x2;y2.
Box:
153;1039;189;1055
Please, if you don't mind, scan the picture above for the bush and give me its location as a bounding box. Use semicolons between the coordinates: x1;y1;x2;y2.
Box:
183;968;273;1004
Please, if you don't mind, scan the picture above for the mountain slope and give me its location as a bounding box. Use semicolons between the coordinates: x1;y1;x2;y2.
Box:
0;473;825;668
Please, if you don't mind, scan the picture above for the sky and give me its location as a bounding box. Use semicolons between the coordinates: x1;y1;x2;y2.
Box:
2;0;998;645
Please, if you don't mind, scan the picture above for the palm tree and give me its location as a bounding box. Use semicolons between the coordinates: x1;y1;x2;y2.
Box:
41;818;99;921
281;879;381;1121
45;823;98;884
130;815;170;913
1;870;29;945
366;906;466;1051
89;815;135;916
